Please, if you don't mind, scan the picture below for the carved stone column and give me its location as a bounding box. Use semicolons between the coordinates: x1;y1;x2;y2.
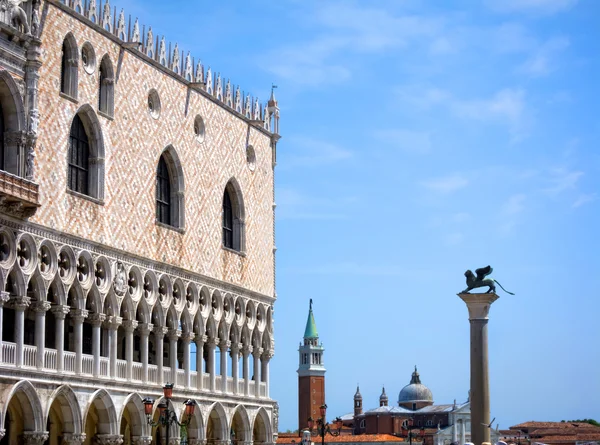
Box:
155;326;168;385
207;337;217;392
123;319;138;381
105;315;122;378
12;296;30;367
219;339;230;393
458;292;499;445
89;313;106;377
242;344;252;397
22;432;50;445
52;305;70;372
231;342;241;394
63;433;87;445
181;331;194;388
138;323;153;383
253;347;263;398
195;335;206;391
0;291;10;362
94;434;124;445
261;349;274;398
33;300;51;369
168;329;181;384
71;309;89;374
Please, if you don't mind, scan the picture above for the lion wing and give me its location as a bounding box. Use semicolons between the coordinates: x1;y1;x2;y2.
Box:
475;265;493;280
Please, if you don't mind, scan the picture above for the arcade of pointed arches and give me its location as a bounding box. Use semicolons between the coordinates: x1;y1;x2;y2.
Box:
0;381;273;445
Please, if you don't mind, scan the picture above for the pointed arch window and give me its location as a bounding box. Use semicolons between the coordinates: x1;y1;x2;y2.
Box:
60;35;78;98
155;147;185;230
222;180;245;252
98;55;114;117
66;107;105;201
68;114;89;195
156;155;171;225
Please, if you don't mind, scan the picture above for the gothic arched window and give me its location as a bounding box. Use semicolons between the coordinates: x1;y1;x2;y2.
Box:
60;34;78;98
66;106;105;201
222;180;245;252
155;147;185;229
156;155;171;225
98;55;114;117
68;114;89;195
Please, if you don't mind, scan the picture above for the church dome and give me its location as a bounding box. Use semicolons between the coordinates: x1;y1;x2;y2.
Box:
398;367;433;405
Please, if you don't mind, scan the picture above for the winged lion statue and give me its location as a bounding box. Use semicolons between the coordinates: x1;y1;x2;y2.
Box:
461;265;514;295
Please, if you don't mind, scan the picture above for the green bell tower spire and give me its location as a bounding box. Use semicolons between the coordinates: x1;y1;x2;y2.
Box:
304;298;319;339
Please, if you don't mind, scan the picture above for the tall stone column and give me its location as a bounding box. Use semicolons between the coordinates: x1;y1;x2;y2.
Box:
71;309;89;374
261;350;273;398
195;335;206;391
219;339;230;393
13;296;30;367
34;301;51;369
242;344;251;396
155;327;168;385
90;313;106;377
458;292;499;445
106;316;122;378
182;332;194;388
168;329;181;384
231;342;241;394
207;337;217;392
253;347;263;398
0;291;10;362
138;323;153;383
52;305;69;372
124;320;138;381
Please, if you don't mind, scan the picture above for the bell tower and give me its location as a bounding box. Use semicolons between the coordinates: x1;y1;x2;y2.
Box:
298;299;325;433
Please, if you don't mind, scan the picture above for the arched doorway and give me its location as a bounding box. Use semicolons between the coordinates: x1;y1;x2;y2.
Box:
0;381;44;445
83;390;117;445
120;395;146;445
253;409;270;445
231;406;250;445
46;386;82;445
206;404;227;445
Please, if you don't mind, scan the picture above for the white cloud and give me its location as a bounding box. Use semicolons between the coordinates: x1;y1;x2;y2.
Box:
484;0;578;15
543;168;584;194
502;194;526;215
276;187;348;221
374;129;432;154
421;174;469;194
572;193;597;208
282;136;352;168
518;37;570;77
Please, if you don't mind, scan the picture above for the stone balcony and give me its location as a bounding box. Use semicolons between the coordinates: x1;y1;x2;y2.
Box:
0;170;40;218
0;341;268;398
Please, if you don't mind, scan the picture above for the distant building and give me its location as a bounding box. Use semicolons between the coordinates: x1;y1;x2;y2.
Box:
502;421;600;445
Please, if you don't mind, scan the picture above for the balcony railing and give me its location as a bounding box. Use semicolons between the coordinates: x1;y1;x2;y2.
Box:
0;170;40;218
0;342;268;398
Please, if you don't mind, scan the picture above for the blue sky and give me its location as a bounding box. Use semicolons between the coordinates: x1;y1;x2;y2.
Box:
122;0;599;431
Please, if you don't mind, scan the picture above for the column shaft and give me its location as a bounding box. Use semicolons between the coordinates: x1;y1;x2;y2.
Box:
243;350;250;396
34;303;50;369
220;342;229;393
253;352;261;398
231;346;239;395
195;338;205;391
208;341;216;392
14;305;25;367
156;331;165;385
470;318;490;445
54;310;66;372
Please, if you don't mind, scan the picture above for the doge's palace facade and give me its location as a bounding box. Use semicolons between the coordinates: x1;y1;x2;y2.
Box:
0;1;280;445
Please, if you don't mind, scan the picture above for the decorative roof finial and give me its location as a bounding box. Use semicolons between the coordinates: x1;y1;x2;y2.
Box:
310;298;313;311
410;366;422;384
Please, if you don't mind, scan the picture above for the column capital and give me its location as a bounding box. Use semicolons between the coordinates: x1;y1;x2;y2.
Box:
253;347;264;358
63;433;87;445
11;295;31;310
138;323;154;336
457;292;499;320
167;329;182;341
123;319;139;333
242;344;253;356
206;336;218;347
181;331;195;343
262;349;274;360
168;439;180;445
219;339;231;350
51;305;70;319
105;315;123;330
94;434;124;445
22;432;50;445
0;291;10;305
88;312;107;326
187;440;206;445
71;308;89;323
154;326;169;338
195;334;207;346
33;301;52;313
131;437;152;445
231;342;242;354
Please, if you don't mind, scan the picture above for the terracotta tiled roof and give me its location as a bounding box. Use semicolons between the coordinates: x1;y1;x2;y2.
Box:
511;422;597;430
530;434;600;443
530;428;600;436
277;435;405;444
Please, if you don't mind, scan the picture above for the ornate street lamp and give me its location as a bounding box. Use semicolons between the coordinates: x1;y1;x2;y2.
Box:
307;404;343;445
402;418;425;445
143;384;197;445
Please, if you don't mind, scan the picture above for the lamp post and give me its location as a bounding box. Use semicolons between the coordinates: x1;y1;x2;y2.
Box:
307;404;343;445
402;418;425;445
143;383;197;445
